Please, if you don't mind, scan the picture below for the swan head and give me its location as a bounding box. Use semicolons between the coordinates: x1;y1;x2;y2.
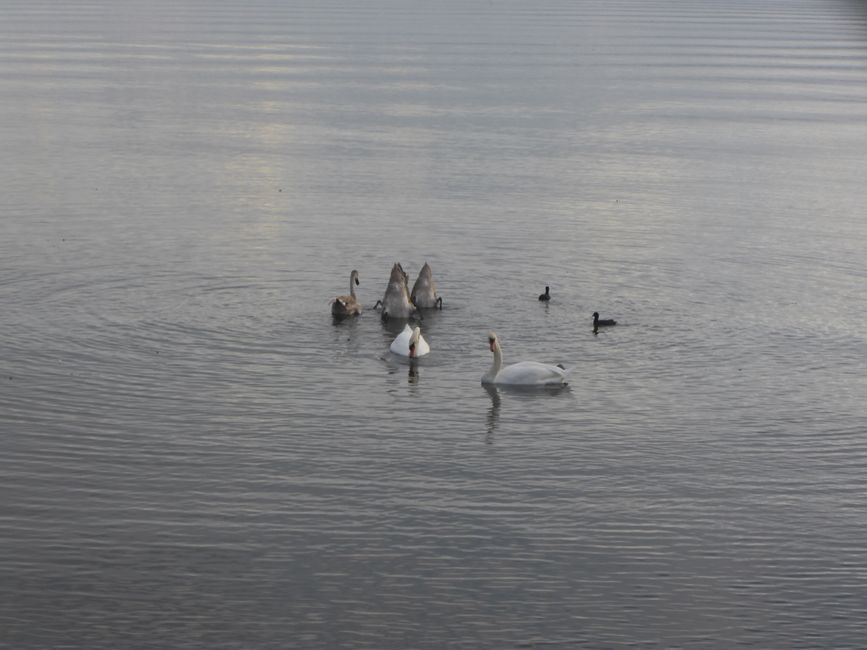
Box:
408;326;422;358
592;311;599;320
488;331;499;353
351;270;360;286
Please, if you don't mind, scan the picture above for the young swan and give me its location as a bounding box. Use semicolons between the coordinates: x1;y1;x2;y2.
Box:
411;262;443;309
538;286;550;301
481;332;568;386
389;324;430;358
331;270;361;317
376;262;418;320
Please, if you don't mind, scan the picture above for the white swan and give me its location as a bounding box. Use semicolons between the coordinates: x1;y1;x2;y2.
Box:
411;262;442;309
389;324;430;358
375;262;417;320
481;331;569;386
331;269;361;318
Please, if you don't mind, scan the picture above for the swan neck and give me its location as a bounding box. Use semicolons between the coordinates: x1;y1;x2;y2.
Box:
350;274;357;299
483;342;503;382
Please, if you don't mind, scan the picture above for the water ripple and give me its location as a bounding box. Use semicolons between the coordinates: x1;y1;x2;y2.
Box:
3;0;867;648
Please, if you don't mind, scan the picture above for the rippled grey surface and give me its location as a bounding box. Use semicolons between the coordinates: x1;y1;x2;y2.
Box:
3;1;867;647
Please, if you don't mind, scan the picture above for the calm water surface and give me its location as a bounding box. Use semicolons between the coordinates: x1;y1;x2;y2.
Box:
2;1;867;647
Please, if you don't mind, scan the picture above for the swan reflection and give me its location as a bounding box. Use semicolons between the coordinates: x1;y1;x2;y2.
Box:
483;383;501;439
482;382;572;439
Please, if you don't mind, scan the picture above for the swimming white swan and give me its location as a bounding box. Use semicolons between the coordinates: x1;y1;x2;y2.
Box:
389;324;430;358
375;262;417;320
411;262;443;309
481;331;569;386
331;269;361;318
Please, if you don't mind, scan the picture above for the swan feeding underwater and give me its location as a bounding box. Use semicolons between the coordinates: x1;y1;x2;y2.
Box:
411;262;443;309
376;263;418;320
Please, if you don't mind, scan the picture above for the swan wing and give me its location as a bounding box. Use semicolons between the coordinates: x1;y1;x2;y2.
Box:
332;294;360;316
495;361;567;386
389;324;414;355
411;264;438;308
382;264;415;318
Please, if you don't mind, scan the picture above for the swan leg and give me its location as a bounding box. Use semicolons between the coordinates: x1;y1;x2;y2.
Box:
374;300;383;310
436;296;443;309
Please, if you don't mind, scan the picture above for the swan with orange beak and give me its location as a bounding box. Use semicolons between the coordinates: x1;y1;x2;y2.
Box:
389;324;430;358
481;331;568;386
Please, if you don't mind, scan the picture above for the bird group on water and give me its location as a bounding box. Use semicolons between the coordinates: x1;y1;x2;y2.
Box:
331;263;617;386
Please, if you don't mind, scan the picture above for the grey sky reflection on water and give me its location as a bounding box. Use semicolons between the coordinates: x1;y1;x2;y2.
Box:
2;1;867;648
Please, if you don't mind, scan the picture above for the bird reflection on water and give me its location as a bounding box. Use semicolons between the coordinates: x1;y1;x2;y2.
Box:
483;382;572;440
483;383;501;440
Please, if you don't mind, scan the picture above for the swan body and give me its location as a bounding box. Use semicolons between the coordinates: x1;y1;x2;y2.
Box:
481;331;568;386
411;262;443;309
592;312;616;329
538;286;550;301
378;263;417;320
389;324;430;358
331;270;361;317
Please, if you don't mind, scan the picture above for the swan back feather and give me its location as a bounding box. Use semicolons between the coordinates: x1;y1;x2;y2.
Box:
389;323;430;357
380;263;416;320
411;262;442;309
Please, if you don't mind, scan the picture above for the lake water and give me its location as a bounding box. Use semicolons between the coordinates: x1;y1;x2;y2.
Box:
3;1;867;647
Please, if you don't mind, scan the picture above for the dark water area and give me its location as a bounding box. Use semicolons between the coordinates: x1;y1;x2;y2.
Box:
2;1;867;647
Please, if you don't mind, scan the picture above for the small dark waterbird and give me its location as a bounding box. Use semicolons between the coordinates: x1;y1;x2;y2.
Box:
538;286;550;301
592;311;616;330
